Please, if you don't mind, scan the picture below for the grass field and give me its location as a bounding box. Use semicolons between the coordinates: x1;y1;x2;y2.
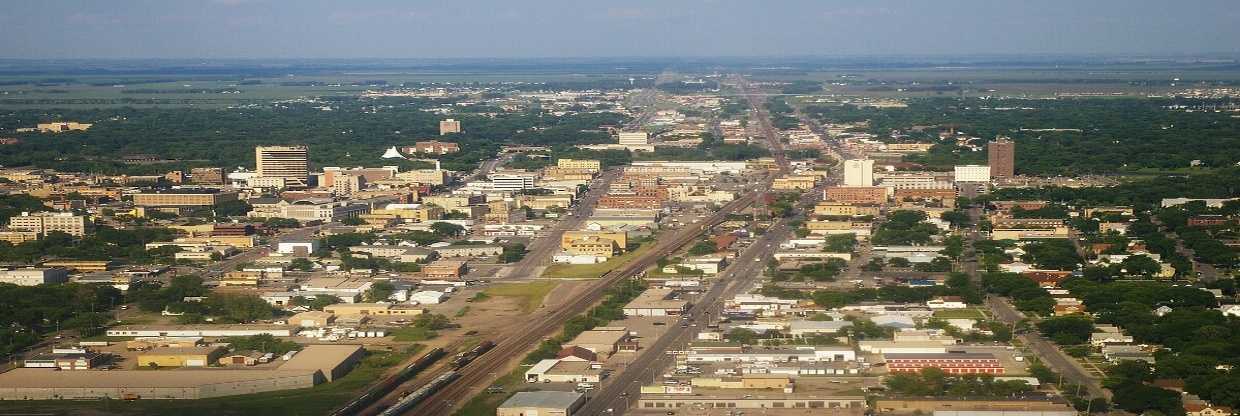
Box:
482;281;560;313
390;326;438;342
541;240;655;279
4;345;423;416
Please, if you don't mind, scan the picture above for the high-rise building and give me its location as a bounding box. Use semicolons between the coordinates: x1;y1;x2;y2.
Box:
255;145;309;186
843;159;875;187
988;138;1015;178
439;119;462;135
618;132;649;145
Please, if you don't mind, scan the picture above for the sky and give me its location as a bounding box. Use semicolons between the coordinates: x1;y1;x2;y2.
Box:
1;0;1238;59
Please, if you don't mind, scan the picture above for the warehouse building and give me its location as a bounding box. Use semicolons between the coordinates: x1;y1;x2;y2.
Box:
0;345;364;400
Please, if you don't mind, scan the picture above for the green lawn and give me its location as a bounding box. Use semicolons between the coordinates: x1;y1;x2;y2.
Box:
542;240;655;279
932;308;988;319
3;345;422;416
482;281;560;313
390;326;439;342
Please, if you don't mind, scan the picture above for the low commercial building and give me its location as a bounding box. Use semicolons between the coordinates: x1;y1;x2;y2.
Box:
424;259;468;279
23;351;107;370
0;268;70;286
523;358;604;384
435;245;504;258
566;327;629;358
106;325;295;338
637;394;865;411
39;260;113;272
498;391;585;416
686;347;856;364
883;352;1004;375
277;344;364;382
622;288;689;317
0;345;364;400
138;346;226;368
874;399;1076;416
323;303;424;317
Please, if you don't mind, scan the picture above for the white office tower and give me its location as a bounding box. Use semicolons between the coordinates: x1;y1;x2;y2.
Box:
843;159;875;187
618;131;650;145
954;165;992;183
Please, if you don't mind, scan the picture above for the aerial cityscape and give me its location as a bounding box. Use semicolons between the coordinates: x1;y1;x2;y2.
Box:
1;1;1239;416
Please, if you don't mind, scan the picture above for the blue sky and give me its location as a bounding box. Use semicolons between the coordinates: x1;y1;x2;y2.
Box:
1;0;1237;59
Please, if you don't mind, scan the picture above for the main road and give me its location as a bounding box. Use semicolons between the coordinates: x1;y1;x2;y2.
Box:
494;170;619;280
960;208;1108;399
404;192;758;415
581;73;811;415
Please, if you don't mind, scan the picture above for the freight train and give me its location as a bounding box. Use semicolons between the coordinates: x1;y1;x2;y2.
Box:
329;347;445;416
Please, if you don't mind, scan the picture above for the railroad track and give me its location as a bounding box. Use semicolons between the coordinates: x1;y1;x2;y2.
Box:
404;194;757;415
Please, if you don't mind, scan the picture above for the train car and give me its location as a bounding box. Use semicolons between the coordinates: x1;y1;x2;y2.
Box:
450;340;496;369
330;347;445;416
377;371;460;416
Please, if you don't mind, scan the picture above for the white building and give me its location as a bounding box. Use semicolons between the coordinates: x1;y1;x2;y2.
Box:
0;268;70;286
618;131;650;145
954;165;991;183
843;159;875;187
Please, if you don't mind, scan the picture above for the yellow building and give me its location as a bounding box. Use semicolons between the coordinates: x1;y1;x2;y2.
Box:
41;260;113;272
323;303;425;316
219;271;262;287
0;229;39;244
137;346;225;368
565;236;619;258
36;122;92;133
562;230;627;252
176;236;256;249
813;202;879;217
371;205;443;223
556;159;602;173
772;175;818;191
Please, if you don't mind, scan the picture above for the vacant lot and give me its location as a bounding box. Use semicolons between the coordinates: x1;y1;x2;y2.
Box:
482;281;560;313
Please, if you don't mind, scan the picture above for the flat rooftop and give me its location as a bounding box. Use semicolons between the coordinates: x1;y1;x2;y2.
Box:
0;368;315;388
500;391;584;409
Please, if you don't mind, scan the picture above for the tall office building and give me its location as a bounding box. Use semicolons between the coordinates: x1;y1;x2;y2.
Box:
988;138;1015;178
439;119;462;135
843;159;875;187
255;145;309;186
